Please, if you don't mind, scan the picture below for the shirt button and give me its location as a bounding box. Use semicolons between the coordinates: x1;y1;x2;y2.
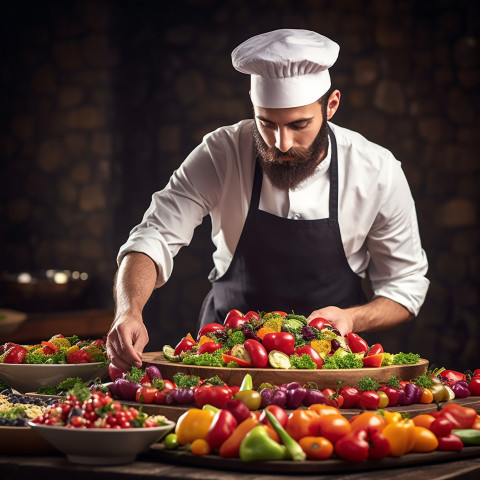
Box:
293;213;301;220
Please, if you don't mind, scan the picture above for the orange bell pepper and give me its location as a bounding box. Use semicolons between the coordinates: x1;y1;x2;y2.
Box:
286;409;321;441
382;418;416;456
175;408;215;445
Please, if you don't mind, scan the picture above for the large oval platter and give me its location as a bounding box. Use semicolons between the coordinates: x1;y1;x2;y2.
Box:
142;352;428;390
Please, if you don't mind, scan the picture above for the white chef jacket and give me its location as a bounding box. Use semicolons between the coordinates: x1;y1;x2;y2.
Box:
118;120;429;316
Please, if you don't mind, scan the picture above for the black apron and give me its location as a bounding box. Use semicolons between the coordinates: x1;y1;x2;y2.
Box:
197;128;365;330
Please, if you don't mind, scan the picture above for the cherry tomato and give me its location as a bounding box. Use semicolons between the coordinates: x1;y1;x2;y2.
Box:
366;343;384;356
244;311;260;321
135;386;158;404
469;377;480;396
197;342;223;355
338;386;360;409
345;332;369;354
234;390;262;410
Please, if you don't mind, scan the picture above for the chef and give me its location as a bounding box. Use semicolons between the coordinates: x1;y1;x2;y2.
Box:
107;29;429;370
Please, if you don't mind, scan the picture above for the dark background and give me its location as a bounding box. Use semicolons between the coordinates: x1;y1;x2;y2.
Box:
1;0;479;371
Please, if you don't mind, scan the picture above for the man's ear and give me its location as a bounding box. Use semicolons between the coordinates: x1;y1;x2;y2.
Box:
326;90;341;120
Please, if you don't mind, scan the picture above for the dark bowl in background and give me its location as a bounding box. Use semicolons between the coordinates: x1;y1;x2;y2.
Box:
0;270;91;312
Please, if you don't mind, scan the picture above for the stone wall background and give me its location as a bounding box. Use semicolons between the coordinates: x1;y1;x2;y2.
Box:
1;0;479;371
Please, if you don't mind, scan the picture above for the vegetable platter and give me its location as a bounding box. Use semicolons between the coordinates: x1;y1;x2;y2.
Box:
144;352;428;392
146;401;480;474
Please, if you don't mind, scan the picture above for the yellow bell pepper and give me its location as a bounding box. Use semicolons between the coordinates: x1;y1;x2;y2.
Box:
382;418;416;457
175;408;215;446
379;409;402;425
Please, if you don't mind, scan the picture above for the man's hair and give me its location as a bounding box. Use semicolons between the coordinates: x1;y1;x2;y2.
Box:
318;88;333;118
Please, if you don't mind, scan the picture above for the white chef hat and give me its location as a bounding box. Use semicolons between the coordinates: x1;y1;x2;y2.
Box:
232;29;340;109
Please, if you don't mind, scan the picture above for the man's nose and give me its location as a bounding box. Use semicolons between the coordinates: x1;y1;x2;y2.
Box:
274;127;293;152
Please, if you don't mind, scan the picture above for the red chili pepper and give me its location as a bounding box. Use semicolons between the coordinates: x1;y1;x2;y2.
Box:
205;409;238;450
243;339;268;368
345;333;369;354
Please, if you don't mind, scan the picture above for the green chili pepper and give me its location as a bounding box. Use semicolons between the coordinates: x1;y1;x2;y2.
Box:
239;373;253;391
264;408;306;461
239;426;287;461
452;429;480;446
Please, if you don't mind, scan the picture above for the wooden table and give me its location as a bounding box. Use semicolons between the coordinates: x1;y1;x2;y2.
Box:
1;451;480;479
1;309;113;343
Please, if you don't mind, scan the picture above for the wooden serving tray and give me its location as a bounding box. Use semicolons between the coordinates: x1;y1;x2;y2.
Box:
142;352;429;390
148;443;480;474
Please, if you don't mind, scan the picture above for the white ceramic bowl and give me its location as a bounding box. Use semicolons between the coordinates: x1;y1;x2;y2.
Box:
0;362;108;393
28;421;175;465
0;309;27;335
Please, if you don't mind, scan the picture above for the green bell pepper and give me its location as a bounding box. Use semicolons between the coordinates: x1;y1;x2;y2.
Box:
239;425;287;461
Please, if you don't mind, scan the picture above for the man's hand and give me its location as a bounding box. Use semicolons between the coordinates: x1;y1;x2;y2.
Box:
307;297;414;336
307;306;354;336
107;313;149;370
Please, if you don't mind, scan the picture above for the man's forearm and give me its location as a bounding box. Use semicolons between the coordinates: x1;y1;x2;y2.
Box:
347;297;414;333
114;252;158;319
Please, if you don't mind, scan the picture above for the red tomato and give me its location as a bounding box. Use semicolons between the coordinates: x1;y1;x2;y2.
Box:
244;311;260;321
223;309;245;329
362;353;384;368
197;323;225;341
135;386;158;403
338;386;360;409
197;342;223;355
469;377;480;396
294;345;324;369
173;337;196;356
261;332;295;355
194;385;233;409
308;317;330;330
355;391;380;410
243;339;268;368
259;405;288;429
322;388;335;397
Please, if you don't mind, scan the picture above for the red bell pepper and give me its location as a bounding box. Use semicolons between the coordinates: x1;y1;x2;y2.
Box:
440;369;466;384
205;409;238;450
334;429;369;462
345;332;369;354
438;403;477;429
362;353;383;368
173;336;196;356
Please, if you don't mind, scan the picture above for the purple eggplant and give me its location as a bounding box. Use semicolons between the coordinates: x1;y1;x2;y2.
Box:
303;388;327;407
113;378;140;401
286;387;307;409
223;398;251;423
452;381;471;399
145;364;162;382
171;387;195;405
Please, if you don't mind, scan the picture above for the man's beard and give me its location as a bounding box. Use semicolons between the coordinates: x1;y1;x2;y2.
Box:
253;121;330;190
